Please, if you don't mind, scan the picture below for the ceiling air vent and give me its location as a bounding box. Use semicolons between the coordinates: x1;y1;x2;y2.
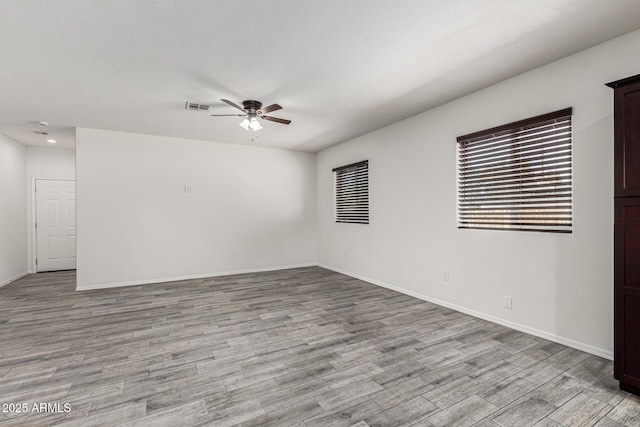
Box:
32;130;49;135
185;102;212;112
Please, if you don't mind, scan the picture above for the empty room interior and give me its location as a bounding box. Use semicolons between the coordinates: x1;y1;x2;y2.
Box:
3;1;640;426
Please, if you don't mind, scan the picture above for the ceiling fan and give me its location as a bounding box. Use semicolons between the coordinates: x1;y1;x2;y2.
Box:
209;99;292;131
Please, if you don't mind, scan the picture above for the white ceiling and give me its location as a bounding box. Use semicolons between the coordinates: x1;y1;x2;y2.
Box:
2;1;640;152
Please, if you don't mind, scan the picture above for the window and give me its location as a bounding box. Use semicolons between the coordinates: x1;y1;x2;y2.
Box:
334;160;369;224
457;108;572;233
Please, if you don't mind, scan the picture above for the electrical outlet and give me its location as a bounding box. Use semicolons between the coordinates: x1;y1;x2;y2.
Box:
443;271;450;282
232;252;238;259
504;296;513;310
344;252;349;259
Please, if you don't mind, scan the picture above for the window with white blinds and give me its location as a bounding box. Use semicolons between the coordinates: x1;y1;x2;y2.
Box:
334;160;369;224
457;108;572;233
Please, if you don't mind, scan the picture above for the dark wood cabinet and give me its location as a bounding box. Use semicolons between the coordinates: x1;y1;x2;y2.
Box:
608;74;640;396
614;198;640;394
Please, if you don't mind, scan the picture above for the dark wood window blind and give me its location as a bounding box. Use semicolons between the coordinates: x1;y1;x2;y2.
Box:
334;160;369;224
457;108;573;233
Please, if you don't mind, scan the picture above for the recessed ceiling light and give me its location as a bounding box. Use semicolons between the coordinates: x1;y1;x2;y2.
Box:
47;139;56;144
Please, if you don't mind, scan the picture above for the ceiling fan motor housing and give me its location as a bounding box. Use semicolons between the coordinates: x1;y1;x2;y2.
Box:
242;100;262;113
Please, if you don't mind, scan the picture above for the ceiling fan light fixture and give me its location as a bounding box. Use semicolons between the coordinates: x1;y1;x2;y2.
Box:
239;117;251;130
239;113;262;132
248;116;262;131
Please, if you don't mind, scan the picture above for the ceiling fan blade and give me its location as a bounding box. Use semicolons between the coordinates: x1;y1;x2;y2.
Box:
261;115;291;125
210;114;245;117
258;104;282;114
221;99;245;112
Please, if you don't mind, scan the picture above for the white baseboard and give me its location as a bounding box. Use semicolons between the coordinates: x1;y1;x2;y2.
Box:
75;263;317;291
0;271;29;288
318;263;613;360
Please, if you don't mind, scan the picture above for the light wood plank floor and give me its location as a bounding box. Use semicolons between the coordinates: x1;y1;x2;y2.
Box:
0;267;639;426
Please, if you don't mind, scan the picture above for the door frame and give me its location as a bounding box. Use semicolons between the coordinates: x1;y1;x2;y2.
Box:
31;177;76;273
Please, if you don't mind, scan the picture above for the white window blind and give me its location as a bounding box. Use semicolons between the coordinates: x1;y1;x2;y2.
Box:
334;160;369;224
457;108;572;233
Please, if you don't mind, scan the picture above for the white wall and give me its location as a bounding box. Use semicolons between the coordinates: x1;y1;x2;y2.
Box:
0;134;27;286
317;29;640;359
26;146;76;272
76;128;316;290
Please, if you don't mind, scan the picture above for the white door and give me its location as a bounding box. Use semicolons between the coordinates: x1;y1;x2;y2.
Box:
36;180;76;272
